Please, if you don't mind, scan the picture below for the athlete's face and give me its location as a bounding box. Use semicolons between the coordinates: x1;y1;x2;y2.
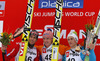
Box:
43;37;53;48
29;35;37;45
67;36;77;48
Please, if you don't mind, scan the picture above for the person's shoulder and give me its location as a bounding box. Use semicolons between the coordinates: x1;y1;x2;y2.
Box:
65;50;70;52
59;44;70;55
59;44;67;47
34;45;43;48
34;45;43;55
59;44;70;50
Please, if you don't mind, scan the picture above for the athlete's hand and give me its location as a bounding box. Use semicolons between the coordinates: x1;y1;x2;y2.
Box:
15;28;20;32
1;45;7;52
89;43;95;50
13;26;24;38
15;25;24;33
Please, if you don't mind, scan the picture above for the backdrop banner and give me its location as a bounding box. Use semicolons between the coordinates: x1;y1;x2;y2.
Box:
0;0;100;61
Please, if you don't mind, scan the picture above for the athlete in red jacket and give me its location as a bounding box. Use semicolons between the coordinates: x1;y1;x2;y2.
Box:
4;30;40;61
0;45;6;61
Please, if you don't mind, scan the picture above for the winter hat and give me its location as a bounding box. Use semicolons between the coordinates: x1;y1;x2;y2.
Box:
43;28;53;39
67;31;78;43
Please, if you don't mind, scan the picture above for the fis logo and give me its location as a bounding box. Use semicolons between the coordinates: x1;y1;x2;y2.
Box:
39;0;83;8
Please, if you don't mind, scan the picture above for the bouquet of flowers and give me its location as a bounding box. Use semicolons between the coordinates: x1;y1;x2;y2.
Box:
0;32;12;46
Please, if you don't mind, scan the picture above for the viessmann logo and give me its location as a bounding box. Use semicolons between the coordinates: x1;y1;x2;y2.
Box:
39;0;83;8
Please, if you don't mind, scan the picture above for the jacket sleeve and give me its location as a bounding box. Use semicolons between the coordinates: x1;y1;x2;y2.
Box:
89;49;96;61
80;52;86;60
4;44;20;61
59;44;70;55
0;48;3;61
62;55;66;61
80;47;96;61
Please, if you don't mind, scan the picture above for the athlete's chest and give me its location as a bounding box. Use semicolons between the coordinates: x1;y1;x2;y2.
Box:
42;46;52;61
26;47;37;61
65;50;82;61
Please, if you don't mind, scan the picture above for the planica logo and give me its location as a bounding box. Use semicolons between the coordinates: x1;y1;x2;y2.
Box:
39;0;83;8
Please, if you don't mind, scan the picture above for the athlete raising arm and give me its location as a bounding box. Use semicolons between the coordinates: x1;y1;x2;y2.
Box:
64;31;96;61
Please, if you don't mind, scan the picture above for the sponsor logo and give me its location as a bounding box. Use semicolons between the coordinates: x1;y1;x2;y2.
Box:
70;53;79;56
23;0;34;40
27;51;36;55
36;25;100;39
66;52;69;57
53;0;62;45
47;49;52;52
42;48;46;53
96;43;100;46
19;42;25;56
39;0;83;8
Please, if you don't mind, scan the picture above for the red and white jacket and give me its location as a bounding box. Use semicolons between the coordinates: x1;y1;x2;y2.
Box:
0;48;3;61
4;44;40;61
